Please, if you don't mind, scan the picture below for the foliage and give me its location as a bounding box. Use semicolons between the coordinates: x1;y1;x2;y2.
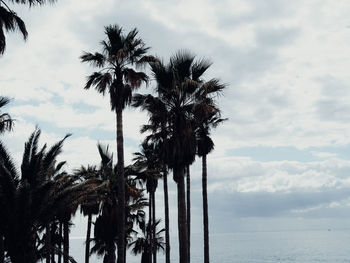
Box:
0;0;57;54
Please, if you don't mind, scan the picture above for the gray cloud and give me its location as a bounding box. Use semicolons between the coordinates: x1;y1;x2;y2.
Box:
208;189;350;218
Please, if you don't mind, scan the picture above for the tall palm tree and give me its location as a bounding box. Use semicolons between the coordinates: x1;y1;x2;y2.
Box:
0;0;56;54
194;80;226;263
80;24;154;263
0;96;14;134
135;51;217;263
133;91;171;263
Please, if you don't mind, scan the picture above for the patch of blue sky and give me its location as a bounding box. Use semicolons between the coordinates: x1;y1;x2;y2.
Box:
71;102;99;114
228;146;320;162
228;145;350;162
309;145;350;160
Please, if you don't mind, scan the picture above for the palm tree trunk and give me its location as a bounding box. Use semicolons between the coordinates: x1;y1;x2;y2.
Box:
161;116;171;263
202;155;209;263
162;168;170;263
186;165;191;262
116;110;126;263
58;223;62;263
63;221;69;263
177;166;188;263
85;214;92;263
148;193;152;263
152;191;157;263
51;247;55;263
46;224;51;263
0;235;4;263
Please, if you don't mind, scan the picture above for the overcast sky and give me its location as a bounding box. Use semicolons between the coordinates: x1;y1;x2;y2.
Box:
2;0;350;236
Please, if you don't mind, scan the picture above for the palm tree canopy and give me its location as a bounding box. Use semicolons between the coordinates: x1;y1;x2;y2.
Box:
80;24;156;112
132;141;162;193
0;129;103;262
129;219;165;256
149;51;213;170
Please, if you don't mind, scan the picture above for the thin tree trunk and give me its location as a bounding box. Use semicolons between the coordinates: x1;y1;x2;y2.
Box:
152;191;157;263
46;224;51;263
85;214;92;263
51;247;55;263
148;193;152;263
186;165;191;263
177;166;188;263
160;115;170;263
163;169;170;263
116;110;126;263
63;221;69;263
202;155;209;263
58;223;62;263
0;235;4;263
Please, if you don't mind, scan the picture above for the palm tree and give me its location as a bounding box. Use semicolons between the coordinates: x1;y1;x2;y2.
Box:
135;51;215;263
129;219;165;263
0;0;56;54
88;144;117;263
88;144;148;263
80;24;154;263
0;129;101;263
0;96;14;134
133;91;171;263
143;51;224;263
194;80;226;263
132;141;162;263
75;165;101;263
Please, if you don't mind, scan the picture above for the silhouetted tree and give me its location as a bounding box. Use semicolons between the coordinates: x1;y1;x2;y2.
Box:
133;89;171;263
194;79;226;263
81;24;154;263
0;129;101;263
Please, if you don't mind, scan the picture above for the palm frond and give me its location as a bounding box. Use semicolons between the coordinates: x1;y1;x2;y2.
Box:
191;58;211;81
9;0;57;6
80;52;105;68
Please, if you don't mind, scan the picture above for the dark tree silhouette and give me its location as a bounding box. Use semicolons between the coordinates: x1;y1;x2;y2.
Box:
81;24;154;263
133;89;171;263
194;79;226;263
135;51;218;263
132;141;162;263
129;219;165;263
0;129;101;263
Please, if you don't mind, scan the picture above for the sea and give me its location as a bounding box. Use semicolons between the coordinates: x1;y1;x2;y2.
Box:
69;229;350;262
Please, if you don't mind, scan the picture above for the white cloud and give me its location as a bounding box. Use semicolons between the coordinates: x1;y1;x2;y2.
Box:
3;0;350;229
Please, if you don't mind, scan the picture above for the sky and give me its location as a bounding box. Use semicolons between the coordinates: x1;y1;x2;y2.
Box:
2;0;350;239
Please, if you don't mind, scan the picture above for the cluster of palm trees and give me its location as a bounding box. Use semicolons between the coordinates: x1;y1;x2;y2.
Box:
80;24;226;263
0;10;226;262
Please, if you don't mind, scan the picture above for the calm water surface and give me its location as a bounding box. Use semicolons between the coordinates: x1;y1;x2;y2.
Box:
70;230;350;262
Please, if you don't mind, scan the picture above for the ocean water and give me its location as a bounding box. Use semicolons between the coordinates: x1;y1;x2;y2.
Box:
70;230;350;262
